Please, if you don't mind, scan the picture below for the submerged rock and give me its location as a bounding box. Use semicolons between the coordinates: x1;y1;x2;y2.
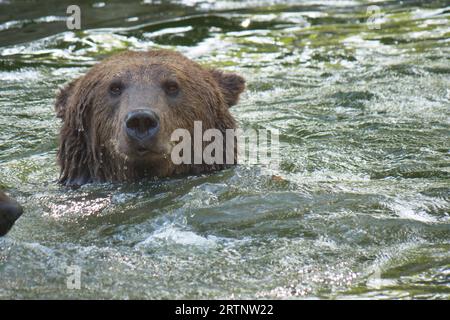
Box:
0;190;23;236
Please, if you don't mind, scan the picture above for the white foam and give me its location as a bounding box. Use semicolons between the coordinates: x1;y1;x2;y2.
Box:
23;242;54;255
0;70;41;82
137;225;218;248
389;202;437;224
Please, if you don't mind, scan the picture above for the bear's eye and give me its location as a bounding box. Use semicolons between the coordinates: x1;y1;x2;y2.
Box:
163;80;180;96
109;82;124;96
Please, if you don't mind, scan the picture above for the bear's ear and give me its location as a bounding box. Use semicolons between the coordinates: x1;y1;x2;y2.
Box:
55;77;80;120
210;69;245;107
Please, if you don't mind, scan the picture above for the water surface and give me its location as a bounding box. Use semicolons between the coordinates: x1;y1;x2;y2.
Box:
0;0;449;299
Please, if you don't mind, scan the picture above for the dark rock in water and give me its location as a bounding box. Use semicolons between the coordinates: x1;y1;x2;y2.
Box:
0;191;23;236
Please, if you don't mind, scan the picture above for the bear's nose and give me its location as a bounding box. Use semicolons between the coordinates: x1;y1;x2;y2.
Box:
125;110;160;142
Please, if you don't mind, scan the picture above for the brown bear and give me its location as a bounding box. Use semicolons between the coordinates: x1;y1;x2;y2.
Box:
55;50;245;186
0;191;23;236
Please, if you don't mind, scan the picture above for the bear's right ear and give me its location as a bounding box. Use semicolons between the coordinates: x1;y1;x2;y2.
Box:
55;78;80;120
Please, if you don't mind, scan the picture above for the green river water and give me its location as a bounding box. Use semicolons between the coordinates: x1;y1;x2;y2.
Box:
0;0;449;299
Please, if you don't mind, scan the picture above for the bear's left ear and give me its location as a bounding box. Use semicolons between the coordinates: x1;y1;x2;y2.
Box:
210;69;245;108
55;77;80;120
